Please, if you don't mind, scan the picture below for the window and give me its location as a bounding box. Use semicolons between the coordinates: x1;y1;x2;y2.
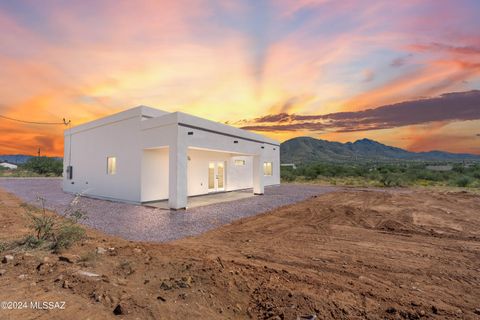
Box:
107;157;116;175
234;159;246;166
263;162;273;176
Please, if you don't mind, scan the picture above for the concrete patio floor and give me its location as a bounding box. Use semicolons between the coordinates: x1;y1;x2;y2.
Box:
144;189;255;209
0;178;337;242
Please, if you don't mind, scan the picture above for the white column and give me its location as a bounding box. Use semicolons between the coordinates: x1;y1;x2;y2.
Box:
253;154;264;195
168;138;188;209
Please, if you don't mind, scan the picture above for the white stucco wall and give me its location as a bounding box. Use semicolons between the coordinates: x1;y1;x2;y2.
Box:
227;155;254;190
141;147;169;202
63;110;143;203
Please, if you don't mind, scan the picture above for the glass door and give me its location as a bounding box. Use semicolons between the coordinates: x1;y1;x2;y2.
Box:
217;161;224;191
208;162;215;191
208;161;226;192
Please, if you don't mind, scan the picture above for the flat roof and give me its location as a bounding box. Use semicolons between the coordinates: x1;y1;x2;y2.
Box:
66;106;280;146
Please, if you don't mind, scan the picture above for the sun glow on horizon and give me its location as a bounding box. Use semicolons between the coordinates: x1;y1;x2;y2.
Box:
1;0;480;156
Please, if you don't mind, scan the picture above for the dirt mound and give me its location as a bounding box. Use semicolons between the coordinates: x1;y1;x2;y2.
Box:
0;188;479;319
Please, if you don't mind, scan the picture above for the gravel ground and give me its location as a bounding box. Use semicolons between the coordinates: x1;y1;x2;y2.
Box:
0;178;337;242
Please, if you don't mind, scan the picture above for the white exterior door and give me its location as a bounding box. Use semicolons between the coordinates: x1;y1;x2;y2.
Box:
208;161;225;192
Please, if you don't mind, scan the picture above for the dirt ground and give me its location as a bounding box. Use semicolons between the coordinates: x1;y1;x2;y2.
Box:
0;188;479;320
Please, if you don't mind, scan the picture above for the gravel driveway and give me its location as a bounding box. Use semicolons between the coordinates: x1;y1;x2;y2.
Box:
0;178;337;242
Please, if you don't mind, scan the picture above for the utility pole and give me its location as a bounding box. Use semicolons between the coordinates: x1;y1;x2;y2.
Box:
37;148;41;157
64;118;72;167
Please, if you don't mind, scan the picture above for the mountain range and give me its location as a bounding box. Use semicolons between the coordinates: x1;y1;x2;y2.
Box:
2;137;479;165
0;155;62;164
280;137;480;164
0;155;35;164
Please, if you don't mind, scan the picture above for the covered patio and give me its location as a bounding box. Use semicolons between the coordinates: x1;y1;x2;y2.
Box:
143;188;255;209
141;144;269;209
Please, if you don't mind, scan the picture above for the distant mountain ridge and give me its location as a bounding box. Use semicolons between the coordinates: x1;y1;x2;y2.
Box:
280;137;480;164
0;155;34;164
0;155;62;164
3;140;479;166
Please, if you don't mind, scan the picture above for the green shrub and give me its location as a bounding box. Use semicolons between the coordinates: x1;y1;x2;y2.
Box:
452;164;465;174
454;176;472;187
380;173;404;187
68;209;88;223
304;167;318;180
21;235;44;249
26;211;55;240
281;169;296;182
23;157;63;176
51;224;85;252
20;197;86;252
282;160;479;189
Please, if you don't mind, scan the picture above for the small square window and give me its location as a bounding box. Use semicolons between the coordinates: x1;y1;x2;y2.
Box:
107;157;116;175
263;162;273;176
234;160;246;166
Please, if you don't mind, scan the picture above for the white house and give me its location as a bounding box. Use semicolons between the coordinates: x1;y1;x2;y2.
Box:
63;106;280;209
0;161;18;169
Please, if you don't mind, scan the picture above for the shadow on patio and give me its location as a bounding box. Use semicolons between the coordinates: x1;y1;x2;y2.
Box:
143;189;255;209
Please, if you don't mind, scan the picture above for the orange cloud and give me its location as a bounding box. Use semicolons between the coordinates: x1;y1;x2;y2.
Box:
1;0;480;156
343;60;480;110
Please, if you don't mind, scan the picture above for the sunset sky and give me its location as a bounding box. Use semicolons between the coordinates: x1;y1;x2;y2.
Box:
1;0;480;156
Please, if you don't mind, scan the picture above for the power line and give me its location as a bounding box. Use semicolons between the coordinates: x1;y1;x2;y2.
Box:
0;114;69;125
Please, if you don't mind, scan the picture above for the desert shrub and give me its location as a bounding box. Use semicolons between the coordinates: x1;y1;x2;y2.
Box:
366;170;381;181
454;176;472;187
26;212;55;240
281;160;480;188
0;242;5;253
473;170;480;179
452;164;465;174
380;173;404;187
281;169;296;182
68;209;88;223
21;196;86;252
303;167;318;180
20;234;44;249
25;197;55;240
413;170;442;181
79;251;97;263
24;157;63;176
51;224;85;252
344;178;355;185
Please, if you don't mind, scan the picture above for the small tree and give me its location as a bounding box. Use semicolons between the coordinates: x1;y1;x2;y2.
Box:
24;157;63;176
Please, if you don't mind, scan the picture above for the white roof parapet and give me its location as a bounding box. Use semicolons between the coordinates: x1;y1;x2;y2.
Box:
66;106;280;147
176;112;279;146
